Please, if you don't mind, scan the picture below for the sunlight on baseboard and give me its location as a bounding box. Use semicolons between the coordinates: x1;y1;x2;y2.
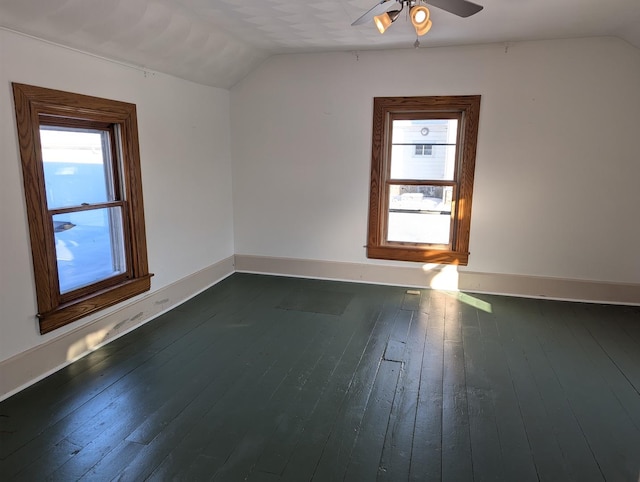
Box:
423;263;492;312
66;327;111;361
424;264;459;290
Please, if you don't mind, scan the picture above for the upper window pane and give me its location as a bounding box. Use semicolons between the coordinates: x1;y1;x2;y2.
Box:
390;119;458;181
40;127;115;209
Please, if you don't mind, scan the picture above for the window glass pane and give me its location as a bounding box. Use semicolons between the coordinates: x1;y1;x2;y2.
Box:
387;185;453;244
40;127;115;209
390;119;458;181
53;207;126;293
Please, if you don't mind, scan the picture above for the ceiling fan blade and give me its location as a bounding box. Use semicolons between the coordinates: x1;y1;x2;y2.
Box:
351;0;396;26
426;0;483;18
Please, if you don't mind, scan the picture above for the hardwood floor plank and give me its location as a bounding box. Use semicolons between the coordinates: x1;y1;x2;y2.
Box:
495;298;573;481
113;310;306;480
443;291;463;343
378;310;426;482
510;300;605;481
78;441;144;481
47;409;151;480
577;304;640;396
217;303;367;482
277;292;404;481
309;303;404;481
389;308;413;346
206;314;337;480
245;469;282;482
410;290;445;482
437;292;473;482
0;310;201;459
401;290;422;311
343;359;402;480
122;314;278;446
460;305;505;482
533;300;640;481
46;307;282;479
7;437;81;481
70;314;280;478
564;304;640;431
133;280;360;480
252;300;383;477
441;338;473;482
612;306;640;347
480;339;540;481
0;312;216;475
468;295;539;482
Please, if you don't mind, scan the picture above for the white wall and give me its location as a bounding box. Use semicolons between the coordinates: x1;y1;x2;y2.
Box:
231;37;640;285
0;29;234;363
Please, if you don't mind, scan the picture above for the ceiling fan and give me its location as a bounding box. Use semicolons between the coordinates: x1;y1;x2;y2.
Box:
352;0;483;38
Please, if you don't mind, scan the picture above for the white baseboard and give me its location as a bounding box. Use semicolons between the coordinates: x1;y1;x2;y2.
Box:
235;254;640;305
458;270;640;305
0;256;234;402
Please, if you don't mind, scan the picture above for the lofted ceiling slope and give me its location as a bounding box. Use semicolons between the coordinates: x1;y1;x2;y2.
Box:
1;0;639;89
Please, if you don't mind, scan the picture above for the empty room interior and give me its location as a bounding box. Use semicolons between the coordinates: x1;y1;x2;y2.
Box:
1;0;639;480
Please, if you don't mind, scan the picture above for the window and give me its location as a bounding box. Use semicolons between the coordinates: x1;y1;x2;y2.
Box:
12;83;152;334
367;95;481;265
414;144;433;156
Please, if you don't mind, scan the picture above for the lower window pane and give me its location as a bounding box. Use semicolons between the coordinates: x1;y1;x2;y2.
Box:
53;207;126;293
387;185;453;244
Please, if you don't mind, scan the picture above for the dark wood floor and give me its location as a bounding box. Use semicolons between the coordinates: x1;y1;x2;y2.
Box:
1;273;639;481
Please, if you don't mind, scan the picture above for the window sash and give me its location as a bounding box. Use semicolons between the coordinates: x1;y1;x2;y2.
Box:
384;182;457;249
53;203;132;301
39;119;123;206
39;119;134;299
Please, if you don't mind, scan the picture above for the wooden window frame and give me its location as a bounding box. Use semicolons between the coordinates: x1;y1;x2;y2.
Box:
12;83;152;334
367;95;481;265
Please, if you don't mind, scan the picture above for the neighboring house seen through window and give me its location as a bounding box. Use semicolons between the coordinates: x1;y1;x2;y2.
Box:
367;95;481;265
12;83;152;334
414;144;433;156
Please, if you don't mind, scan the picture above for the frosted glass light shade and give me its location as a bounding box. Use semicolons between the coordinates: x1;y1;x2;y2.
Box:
374;9;402;34
411;5;432;36
415;19;433;36
374;12;393;33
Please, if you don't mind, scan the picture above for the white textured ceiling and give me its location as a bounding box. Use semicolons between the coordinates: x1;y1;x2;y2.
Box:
1;0;639;88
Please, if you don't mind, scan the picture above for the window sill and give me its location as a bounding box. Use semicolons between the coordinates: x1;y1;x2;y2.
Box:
367;246;468;265
37;274;153;334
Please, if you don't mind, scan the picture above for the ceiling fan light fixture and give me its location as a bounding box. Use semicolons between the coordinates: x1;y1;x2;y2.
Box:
414;18;432;36
373;13;391;33
353;0;482;42
410;5;430;30
374;9;402;34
